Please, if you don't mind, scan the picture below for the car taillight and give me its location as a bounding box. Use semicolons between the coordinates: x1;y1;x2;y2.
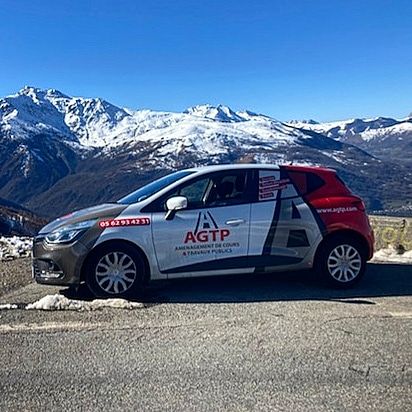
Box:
351;199;365;211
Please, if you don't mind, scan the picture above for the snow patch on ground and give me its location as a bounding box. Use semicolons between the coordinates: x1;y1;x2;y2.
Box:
0;294;145;311
0;236;32;261
371;246;412;264
0;303;18;310
25;294;145;311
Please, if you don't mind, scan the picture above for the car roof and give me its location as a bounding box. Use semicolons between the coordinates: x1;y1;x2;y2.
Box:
185;163;335;173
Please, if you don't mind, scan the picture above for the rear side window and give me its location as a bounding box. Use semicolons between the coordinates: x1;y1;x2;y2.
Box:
307;172;325;193
287;171;325;195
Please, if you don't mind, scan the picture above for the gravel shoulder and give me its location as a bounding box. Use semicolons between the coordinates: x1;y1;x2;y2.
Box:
0;258;32;297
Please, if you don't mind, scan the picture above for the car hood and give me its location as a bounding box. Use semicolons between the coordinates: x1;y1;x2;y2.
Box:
38;203;128;235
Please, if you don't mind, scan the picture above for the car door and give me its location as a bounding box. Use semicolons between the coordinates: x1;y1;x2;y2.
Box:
150;170;253;277
249;168;323;271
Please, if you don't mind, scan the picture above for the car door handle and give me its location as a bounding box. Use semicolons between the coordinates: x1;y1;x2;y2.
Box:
225;219;246;226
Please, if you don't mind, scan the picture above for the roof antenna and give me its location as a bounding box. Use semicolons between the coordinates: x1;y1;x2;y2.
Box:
289;159;294;165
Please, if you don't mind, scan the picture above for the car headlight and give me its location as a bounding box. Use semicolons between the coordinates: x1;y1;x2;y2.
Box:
45;219;97;244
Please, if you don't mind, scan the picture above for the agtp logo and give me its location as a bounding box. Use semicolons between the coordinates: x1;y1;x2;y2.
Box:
184;211;230;244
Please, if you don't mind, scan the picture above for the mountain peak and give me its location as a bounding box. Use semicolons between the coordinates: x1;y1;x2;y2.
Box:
289;119;319;125
20;85;41;94
17;85;43;103
184;104;244;122
15;86;70;102
45;88;70;99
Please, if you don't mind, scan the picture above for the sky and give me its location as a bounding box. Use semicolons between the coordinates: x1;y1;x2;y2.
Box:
0;0;411;121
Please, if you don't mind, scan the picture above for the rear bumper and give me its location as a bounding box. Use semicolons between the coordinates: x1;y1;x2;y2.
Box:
32;236;89;286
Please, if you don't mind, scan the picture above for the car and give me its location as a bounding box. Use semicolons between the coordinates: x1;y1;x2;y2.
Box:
32;164;374;297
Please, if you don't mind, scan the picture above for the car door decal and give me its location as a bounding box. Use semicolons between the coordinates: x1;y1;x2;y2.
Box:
261;180;283;255
259;175;290;200
158;206;249;273
254;168;325;272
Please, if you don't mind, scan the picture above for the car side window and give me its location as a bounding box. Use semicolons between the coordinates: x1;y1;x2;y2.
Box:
150;170;250;211
172;177;210;209
204;172;247;207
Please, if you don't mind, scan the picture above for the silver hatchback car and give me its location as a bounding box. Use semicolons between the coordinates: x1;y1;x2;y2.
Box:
33;164;374;297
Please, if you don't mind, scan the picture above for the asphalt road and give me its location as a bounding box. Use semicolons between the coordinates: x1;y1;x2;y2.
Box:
0;263;411;411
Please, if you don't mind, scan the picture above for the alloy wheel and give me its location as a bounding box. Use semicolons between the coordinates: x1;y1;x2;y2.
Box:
327;244;362;283
95;251;137;294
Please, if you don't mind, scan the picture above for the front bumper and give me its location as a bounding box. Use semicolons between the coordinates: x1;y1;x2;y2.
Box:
32;236;90;286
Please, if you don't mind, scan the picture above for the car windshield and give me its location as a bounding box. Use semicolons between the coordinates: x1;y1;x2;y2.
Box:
118;170;194;204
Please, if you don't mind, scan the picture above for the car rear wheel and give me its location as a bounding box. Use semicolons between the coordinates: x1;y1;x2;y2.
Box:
316;236;366;288
85;244;144;298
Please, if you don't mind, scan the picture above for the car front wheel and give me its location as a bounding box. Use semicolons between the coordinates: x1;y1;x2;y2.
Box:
84;244;144;298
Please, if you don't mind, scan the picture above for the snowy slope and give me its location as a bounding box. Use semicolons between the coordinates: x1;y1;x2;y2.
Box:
0;86;129;147
0;86;342;163
1;87;300;153
123;113;307;167
3;86;410;152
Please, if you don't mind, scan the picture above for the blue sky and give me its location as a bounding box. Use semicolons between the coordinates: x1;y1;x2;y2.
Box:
0;0;411;121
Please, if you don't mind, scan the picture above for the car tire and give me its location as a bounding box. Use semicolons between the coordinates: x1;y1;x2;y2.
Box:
84;243;145;298
315;236;367;288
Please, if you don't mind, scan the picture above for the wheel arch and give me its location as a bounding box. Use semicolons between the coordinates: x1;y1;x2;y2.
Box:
80;239;151;284
314;229;371;265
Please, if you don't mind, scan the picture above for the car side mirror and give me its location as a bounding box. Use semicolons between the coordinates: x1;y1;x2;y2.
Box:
165;196;188;220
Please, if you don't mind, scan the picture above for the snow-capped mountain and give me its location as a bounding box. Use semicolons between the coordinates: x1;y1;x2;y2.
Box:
287;115;412;165
1;87;296;155
287;116;412;142
1;86;130;147
0;86;411;217
183;104;268;123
